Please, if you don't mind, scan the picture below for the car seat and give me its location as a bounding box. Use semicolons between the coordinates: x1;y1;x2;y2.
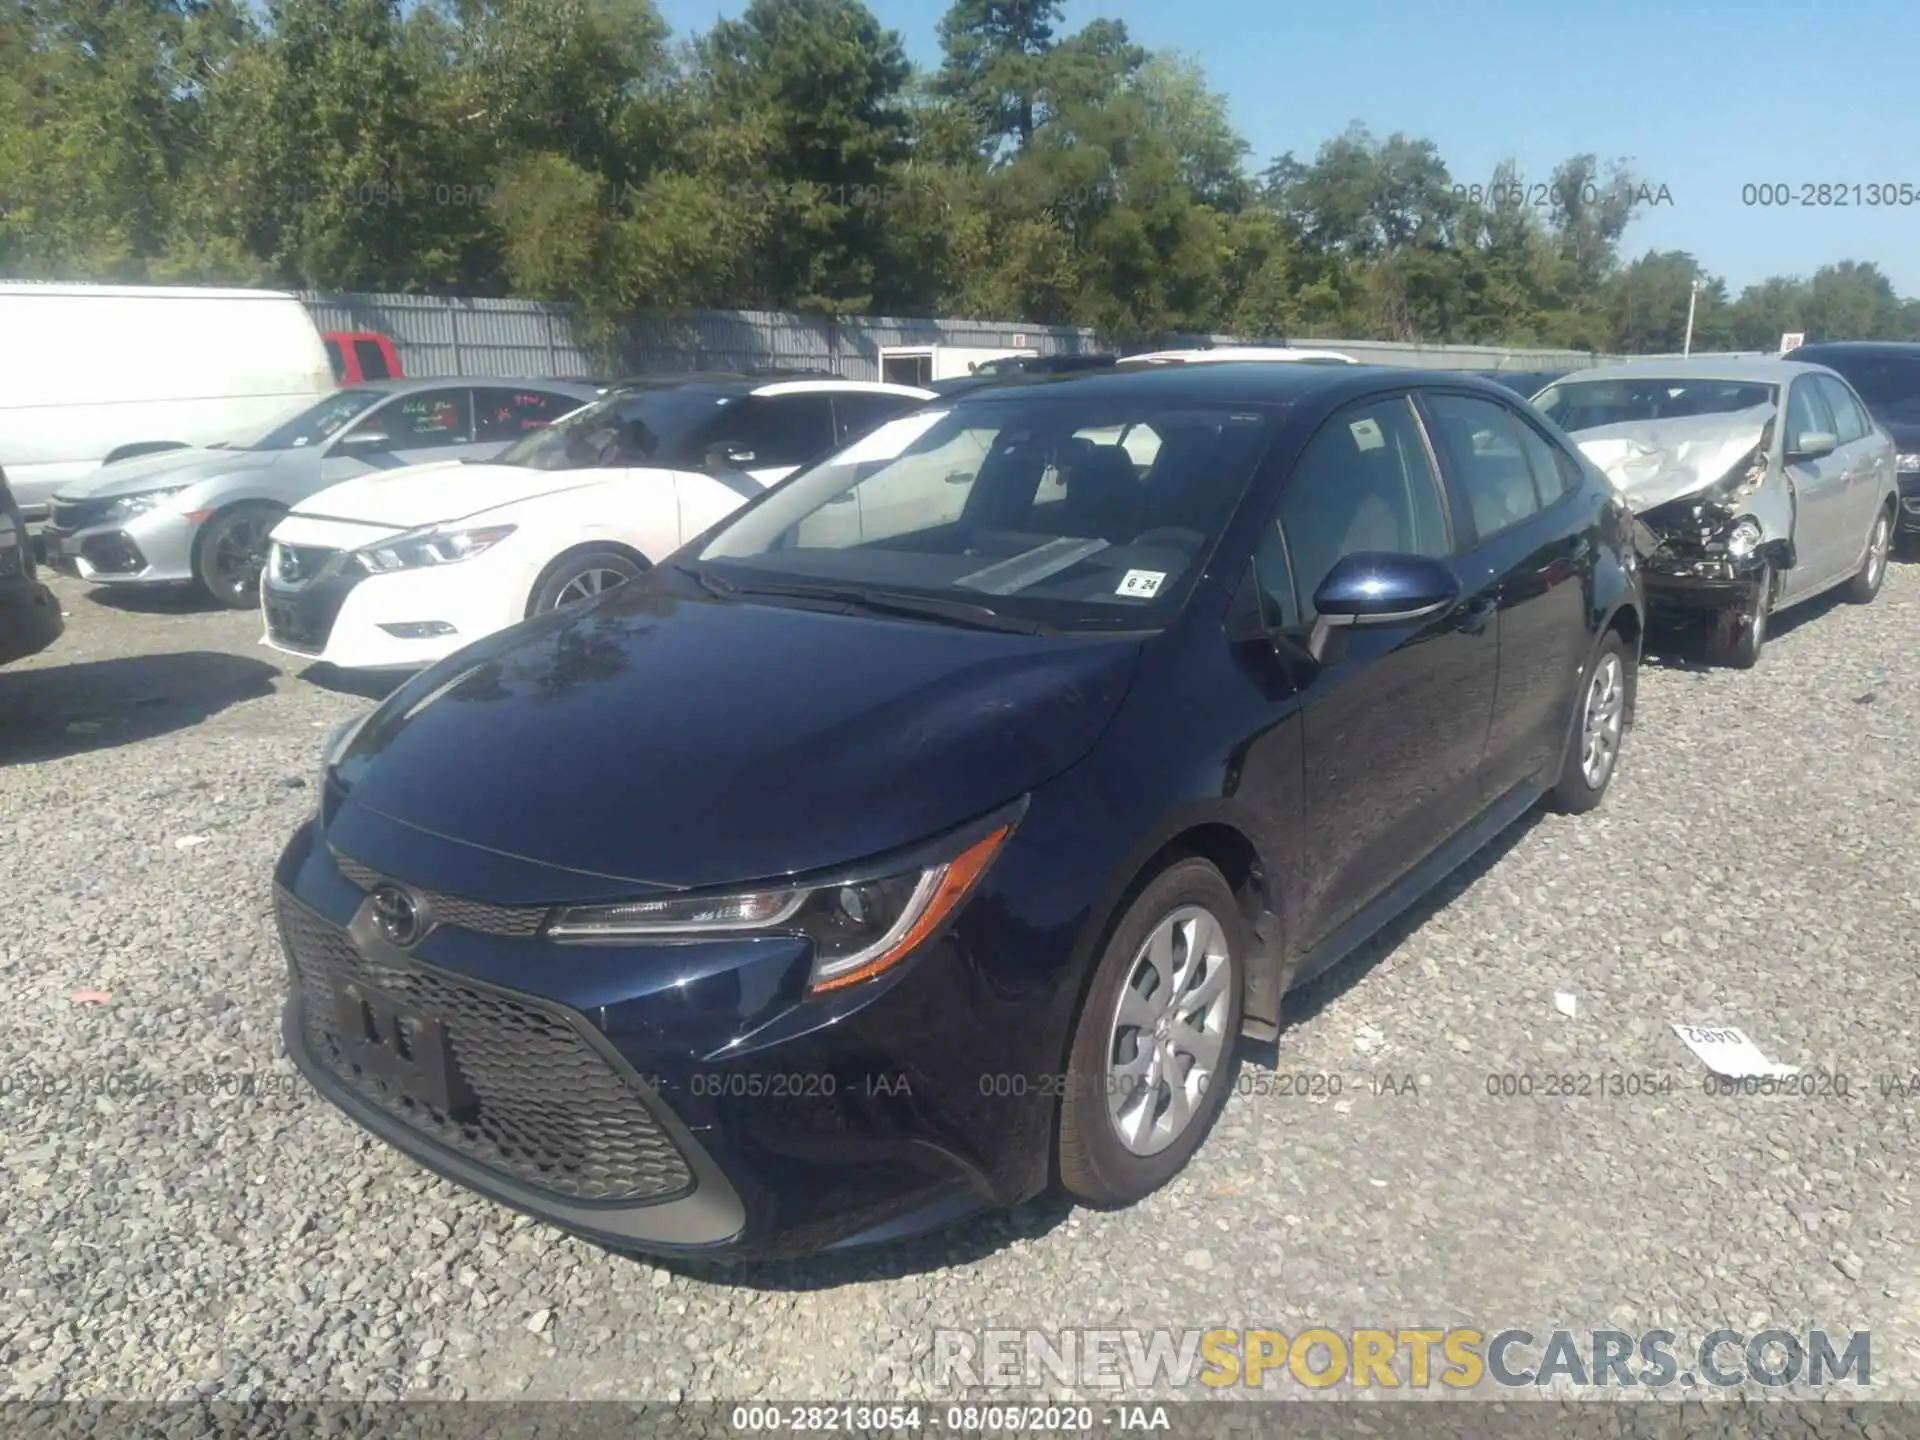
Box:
1060;443;1148;543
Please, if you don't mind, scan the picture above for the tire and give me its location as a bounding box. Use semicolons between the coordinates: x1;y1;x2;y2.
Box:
1546;630;1631;814
193;501;283;609
1058;858;1246;1207
527;548;645;615
1844;504;1894;604
1706;560;1770;669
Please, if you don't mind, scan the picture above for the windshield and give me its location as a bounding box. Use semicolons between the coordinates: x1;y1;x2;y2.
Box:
495;386;733;470
1534;377;1779;433
690;394;1284;629
1805;355;1920;416
238;390;385;450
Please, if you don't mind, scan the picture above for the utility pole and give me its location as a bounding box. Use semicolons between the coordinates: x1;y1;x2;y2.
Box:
1682;278;1701;357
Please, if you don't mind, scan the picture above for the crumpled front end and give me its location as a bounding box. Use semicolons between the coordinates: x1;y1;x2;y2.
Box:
1576;406;1792;607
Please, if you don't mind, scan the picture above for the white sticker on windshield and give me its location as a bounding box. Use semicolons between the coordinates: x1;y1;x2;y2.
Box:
832;409;950;465
1349;418;1385;451
1116;569;1165;598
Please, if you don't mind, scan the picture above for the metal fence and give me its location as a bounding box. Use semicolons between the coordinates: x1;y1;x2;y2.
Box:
297;291;1621;380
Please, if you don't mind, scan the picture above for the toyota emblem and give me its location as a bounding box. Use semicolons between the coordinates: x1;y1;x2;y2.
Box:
369;884;423;946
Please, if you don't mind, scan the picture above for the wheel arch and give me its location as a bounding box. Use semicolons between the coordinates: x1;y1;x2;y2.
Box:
188;494;287;568
523;540;652;619
1055;808;1282;1074
1601;598;1642;727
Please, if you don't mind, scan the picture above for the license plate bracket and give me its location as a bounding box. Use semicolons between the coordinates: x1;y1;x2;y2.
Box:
331;980;477;1119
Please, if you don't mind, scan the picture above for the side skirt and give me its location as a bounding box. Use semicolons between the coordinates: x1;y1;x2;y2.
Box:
1280;779;1547;998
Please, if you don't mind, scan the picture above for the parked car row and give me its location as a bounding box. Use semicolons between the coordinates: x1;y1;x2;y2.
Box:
10;338;1911;1259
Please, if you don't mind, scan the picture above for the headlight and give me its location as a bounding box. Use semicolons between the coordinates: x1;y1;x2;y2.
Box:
547;821;1015;993
1725;517;1763;559
1897;452;1920;475
353;524;516;574
104;486;188;521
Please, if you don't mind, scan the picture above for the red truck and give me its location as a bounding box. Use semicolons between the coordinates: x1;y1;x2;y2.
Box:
322;330;403;385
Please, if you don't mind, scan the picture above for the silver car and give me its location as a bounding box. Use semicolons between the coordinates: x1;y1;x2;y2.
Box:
1534;358;1899;667
39;378;599;607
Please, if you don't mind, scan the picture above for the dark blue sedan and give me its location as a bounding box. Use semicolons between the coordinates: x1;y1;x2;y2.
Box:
275;363;1645;1259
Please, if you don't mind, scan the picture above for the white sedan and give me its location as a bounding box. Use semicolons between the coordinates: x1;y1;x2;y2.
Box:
258;376;935;670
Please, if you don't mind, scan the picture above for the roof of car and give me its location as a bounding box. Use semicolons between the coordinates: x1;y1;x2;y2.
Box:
942;361;1514;407
1547;357;1829;386
1789;341;1920;359
350;376;601;397
598;372;925;397
1116;346;1357;365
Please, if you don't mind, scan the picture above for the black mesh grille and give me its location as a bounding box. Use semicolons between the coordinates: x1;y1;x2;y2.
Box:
278;889;693;1202
333;853;548;938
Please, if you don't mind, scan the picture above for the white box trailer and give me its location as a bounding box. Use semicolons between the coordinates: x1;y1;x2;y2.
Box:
0;282;335;520
878;344;1038;386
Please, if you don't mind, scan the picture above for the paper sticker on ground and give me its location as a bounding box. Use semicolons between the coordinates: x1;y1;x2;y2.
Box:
1349;417;1385;451
1116;569;1165;598
1671;1023;1799;1078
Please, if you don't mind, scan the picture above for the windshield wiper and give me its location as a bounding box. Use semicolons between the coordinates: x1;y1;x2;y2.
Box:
683;569;1052;634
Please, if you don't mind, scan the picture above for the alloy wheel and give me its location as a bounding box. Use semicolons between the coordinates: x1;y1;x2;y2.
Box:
1868;513;1891;591
211;516;271;601
1580;651;1625;790
1105;905;1234;1157
552;567;629;609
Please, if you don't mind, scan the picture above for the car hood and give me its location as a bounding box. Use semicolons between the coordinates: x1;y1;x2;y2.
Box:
1875;413;1920;449
328;585;1143;900
1573;404;1776;513
56;447;280;500
291;461;624;530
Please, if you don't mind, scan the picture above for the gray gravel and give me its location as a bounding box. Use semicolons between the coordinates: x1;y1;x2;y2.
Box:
2;568;1917;1404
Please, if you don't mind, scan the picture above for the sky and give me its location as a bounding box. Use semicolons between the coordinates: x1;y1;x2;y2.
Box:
654;0;1920;298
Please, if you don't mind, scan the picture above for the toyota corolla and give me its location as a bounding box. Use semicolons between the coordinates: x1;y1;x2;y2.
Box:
275;363;1643;1260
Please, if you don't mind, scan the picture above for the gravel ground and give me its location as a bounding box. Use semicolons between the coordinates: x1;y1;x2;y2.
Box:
2;565;1917;1405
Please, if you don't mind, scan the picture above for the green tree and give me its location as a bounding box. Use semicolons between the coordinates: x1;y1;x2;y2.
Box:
933;0;1062;154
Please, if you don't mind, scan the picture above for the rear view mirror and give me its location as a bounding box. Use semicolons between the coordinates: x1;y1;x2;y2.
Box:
705;441;755;470
1307;552;1459;663
1788;431;1837;461
338;430;389;450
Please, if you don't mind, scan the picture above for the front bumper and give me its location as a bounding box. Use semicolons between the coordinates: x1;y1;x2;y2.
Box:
261;550;520;671
39;500;200;586
1898;473;1920;533
1640;544;1769;615
0;578;63;666
273;812;1065;1259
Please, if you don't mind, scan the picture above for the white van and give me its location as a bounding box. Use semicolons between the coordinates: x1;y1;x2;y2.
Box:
0;283;335;521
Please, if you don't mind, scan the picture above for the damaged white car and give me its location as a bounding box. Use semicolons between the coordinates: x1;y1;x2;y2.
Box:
1534;359;1898;667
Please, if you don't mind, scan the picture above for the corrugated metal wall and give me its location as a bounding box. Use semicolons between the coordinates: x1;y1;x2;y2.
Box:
296;291;1621;380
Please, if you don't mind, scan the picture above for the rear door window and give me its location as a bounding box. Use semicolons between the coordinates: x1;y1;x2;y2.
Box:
474;388;580;444
352;339;392;381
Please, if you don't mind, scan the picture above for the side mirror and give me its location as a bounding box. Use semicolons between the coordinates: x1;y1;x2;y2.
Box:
705;441;754;470
338;430;390;450
1788;430;1837;461
1306;552;1459;663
